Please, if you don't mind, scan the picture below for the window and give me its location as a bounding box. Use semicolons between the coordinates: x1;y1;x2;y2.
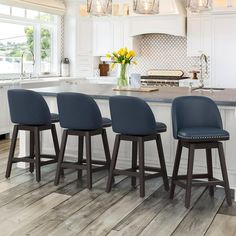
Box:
0;4;61;77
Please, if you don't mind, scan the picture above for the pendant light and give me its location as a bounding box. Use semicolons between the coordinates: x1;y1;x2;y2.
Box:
187;0;212;12
133;0;159;14
87;0;112;16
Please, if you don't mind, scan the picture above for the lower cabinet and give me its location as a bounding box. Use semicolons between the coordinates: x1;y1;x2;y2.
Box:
0;85;11;135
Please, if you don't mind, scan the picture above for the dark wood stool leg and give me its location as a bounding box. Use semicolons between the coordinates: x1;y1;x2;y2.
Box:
139;137;145;197
218;142;232;206
29;130;34;173
51;124;64;177
34;127;41;182
206;148;214;197
85;132;92;189
101;129;111;170
170;140;182;199
131;141;137;187
156;134;169;191
6;125;19;178
78;135;84;179
54;130;68;185
106;135;121;193
51;124;60;160
185;144;195;208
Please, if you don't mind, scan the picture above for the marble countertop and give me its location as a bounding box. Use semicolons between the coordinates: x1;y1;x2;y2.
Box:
31;83;236;106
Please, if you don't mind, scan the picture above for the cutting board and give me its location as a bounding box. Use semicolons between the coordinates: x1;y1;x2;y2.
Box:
112;87;159;92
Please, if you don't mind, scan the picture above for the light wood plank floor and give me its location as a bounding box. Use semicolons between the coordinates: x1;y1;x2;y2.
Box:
0;138;235;236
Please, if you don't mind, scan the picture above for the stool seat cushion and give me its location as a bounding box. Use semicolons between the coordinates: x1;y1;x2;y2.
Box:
51;113;59;123
178;127;229;141
156;122;167;133
102;117;112;128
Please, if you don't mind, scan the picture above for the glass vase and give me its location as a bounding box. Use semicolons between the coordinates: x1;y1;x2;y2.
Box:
117;63;129;88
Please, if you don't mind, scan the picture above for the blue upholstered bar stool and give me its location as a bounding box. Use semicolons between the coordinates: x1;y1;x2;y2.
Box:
106;95;169;197
170;96;232;208
54;92;112;189
7;89;60;182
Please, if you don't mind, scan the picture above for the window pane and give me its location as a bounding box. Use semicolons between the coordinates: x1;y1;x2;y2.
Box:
26;9;39;19
0;22;34;74
40;27;52;74
12;7;25;17
0;4;10;15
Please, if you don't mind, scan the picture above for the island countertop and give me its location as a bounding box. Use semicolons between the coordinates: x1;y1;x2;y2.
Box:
32;84;236;106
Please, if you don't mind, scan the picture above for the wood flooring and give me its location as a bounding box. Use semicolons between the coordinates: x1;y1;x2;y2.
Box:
0;138;235;236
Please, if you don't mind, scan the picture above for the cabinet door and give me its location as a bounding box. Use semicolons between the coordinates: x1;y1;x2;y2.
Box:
187;17;201;57
93;19;113;56
212;15;236;88
77;17;92;55
113;20;124;51
187;16;212;57
0;86;10;135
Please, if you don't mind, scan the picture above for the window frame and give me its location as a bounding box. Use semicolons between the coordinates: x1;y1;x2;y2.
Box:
0;7;61;77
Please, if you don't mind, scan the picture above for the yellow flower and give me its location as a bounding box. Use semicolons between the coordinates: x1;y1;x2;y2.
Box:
114;57;119;62
132;61;137;65
120;50;125;56
126;53;131;59
122;59;126;64
111;63;116;70
106;53;111;58
129;50;136;57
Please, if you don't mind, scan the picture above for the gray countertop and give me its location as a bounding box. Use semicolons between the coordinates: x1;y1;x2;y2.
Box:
32;84;236;106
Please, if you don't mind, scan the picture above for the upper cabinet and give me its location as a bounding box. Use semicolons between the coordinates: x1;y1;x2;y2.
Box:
77;17;93;55
187;15;212;57
212;14;236;88
93;18;113;56
92;17;133;56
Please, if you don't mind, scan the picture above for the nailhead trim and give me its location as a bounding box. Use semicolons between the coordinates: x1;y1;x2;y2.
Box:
178;135;229;140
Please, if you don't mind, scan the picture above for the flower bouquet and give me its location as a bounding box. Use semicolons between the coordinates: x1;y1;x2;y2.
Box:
106;48;137;88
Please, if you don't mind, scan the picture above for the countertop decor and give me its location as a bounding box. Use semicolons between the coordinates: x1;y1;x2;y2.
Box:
106;48;137;88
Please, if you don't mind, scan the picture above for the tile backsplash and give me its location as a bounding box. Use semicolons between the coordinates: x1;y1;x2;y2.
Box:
132;34;207;79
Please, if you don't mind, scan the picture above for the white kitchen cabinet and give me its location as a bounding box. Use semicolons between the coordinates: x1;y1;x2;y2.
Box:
92;17;134;56
113;19;124;51
187;15;212;57
93;18;113;56
77;17;94;76
0;85;11;135
212;14;236;88
77;17;93;55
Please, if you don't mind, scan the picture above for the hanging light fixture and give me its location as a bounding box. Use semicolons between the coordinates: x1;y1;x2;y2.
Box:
87;0;112;16
133;0;159;14
187;0;212;12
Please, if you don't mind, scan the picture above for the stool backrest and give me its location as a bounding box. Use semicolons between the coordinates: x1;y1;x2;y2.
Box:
57;92;102;130
109;96;156;135
8;89;51;125
172;96;223;139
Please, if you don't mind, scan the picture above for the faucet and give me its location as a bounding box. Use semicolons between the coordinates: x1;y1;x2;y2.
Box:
20;50;35;79
191;53;208;91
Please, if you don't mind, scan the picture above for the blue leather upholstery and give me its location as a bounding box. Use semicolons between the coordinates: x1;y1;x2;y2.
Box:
57;92;111;130
109;96;166;135
172;96;229;141
178;127;229;141
51;113;59;123
156;122;167;133
8;89;56;125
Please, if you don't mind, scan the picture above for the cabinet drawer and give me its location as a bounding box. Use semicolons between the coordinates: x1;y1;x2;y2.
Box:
77;56;92;65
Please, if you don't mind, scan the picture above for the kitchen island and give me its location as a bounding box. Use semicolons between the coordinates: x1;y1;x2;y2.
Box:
19;83;236;199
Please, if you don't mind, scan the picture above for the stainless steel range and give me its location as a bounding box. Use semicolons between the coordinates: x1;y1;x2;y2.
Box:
141;70;189;87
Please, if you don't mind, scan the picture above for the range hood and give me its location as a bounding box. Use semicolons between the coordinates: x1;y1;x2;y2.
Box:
129;0;186;37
